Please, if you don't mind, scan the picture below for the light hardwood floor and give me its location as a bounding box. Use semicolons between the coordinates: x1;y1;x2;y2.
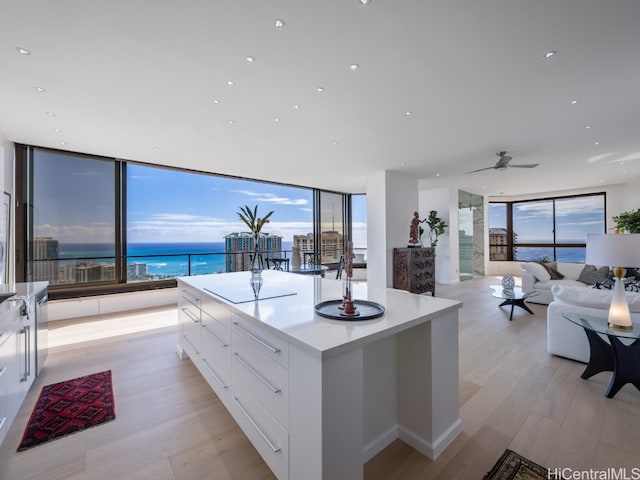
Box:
1;276;639;479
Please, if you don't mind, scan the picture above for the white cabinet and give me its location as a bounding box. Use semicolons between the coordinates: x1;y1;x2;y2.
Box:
177;280;291;479
178;285;201;358
0;299;35;446
177;272;462;480
178;284;232;407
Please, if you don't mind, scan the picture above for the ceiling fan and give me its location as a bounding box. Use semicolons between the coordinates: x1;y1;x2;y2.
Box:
465;151;539;174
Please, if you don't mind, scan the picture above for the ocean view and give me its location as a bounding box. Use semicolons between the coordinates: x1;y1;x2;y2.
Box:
57;242;294;278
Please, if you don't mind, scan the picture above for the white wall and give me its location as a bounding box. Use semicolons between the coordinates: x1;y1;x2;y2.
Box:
0;132;11;284
366;171;418;288
48;288;178;321
419;187;458;284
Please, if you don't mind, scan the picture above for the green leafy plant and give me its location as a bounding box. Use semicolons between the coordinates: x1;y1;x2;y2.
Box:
612;209;640;233
426;210;448;246
237;205;274;269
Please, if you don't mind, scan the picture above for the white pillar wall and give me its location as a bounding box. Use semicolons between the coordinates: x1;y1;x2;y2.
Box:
0;132;10;285
366;171;419;289
419;187;459;285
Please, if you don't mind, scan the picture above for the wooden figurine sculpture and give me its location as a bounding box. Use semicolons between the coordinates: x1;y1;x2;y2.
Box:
408;211;426;246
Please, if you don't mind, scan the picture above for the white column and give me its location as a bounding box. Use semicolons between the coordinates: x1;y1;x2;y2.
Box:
366;171;419;289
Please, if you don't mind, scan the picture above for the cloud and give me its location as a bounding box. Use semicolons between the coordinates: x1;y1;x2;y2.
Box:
231;189;309;206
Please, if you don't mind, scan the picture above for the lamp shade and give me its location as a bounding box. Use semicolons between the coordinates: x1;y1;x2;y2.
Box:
585;234;640;267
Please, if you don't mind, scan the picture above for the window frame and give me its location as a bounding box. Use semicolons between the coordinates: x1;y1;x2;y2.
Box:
488;192;606;262
15;144;357;300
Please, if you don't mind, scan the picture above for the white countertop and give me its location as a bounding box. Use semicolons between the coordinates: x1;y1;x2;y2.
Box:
179;271;461;357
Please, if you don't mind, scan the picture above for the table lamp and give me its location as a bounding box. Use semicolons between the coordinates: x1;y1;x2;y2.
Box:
585;233;640;329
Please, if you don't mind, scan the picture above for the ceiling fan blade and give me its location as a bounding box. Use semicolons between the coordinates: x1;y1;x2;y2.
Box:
465;166;497;174
509;163;539;168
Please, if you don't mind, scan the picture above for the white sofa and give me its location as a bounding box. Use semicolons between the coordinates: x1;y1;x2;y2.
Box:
547;284;640;362
521;262;594;305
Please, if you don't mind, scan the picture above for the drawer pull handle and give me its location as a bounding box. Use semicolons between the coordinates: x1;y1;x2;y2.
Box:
181;334;200;354
181;307;200;323
233;322;280;354
233;353;281;394
233;396;281;453
0;366;6;378
181;290;200;303
202;358;229;389
202;326;228;348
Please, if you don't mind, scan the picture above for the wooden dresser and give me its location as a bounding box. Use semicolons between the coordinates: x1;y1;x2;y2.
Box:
393;247;436;296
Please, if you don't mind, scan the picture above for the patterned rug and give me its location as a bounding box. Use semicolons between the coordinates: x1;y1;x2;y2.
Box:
483;449;549;480
17;370;115;451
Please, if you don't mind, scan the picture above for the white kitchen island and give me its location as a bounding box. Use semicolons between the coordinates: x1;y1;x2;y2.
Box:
177;271;462;480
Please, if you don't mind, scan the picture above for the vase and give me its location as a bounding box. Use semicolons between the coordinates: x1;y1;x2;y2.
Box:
250;269;263;299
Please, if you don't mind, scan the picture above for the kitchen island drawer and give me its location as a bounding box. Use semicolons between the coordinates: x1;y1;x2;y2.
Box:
231;316;288;369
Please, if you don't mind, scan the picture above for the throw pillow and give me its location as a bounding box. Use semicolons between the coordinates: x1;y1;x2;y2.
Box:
536;261;564;280
521;262;551;282
578;264;610;285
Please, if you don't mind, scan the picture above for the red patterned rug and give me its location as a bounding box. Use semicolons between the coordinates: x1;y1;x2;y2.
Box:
17;370;116;451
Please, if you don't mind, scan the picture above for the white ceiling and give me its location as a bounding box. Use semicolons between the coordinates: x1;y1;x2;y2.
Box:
1;0;640;196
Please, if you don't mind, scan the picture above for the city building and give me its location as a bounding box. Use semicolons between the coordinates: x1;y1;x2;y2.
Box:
31;237;59;284
224;232;283;272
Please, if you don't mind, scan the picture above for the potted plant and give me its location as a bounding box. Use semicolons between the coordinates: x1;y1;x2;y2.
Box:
426;210;448;247
237;204;274;271
612;209;640;233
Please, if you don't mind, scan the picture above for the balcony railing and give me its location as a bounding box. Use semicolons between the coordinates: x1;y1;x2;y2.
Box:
29;247;368;286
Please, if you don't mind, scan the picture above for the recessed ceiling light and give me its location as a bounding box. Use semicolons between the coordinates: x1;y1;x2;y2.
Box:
153;146;160;150
54;128;62;133
360;0;371;4
544;50;557;59
405;111;412;116
585;125;592;129
212;99;220;104
293;104;300;109
227;80;235;86
245;56;255;63
333;141;339;146
349;64;359;71
228;120;235;124
60;141;66;146
436;173;440;177
274;19;285;28
316;87;325;93
594;142;600;146
274;118;280;122
45;112;56;116
35;86;46;93
570;99;578;105
15;47;30;55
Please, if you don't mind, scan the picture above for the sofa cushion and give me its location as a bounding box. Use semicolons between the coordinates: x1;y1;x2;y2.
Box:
556;262;586;280
521;262;551;282
551;284;640;312
577;264;610;284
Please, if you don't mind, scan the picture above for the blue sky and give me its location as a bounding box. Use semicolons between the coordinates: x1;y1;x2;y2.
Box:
33;152;367;247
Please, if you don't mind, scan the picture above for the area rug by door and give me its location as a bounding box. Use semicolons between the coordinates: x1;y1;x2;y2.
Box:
17;370;115;451
483;449;550;480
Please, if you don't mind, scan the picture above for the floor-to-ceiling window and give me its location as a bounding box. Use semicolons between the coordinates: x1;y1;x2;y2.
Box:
25;149;117;286
16;145;354;298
